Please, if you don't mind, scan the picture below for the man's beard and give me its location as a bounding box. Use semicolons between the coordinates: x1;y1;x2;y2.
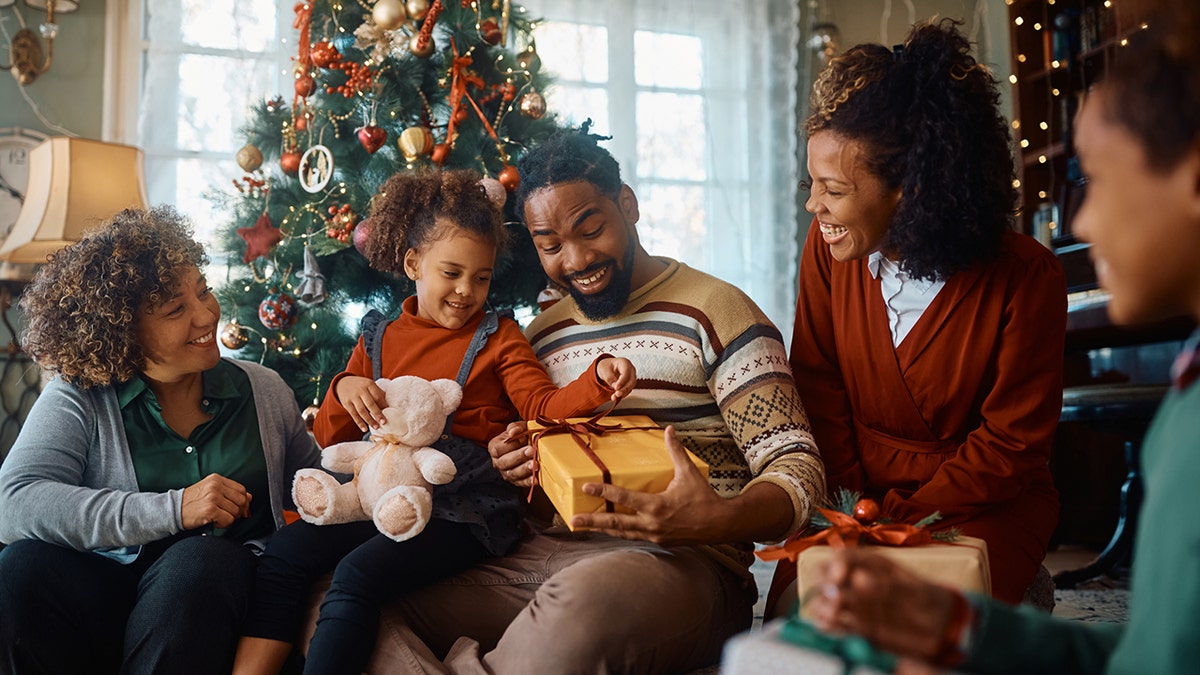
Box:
566;242;636;321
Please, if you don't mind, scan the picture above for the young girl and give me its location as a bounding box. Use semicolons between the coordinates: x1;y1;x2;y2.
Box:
233;169;635;675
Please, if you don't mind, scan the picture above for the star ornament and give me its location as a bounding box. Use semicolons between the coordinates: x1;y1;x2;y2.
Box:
238;212;283;263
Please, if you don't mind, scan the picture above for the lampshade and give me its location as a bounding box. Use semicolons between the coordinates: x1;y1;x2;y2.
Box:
0;137;148;264
22;0;81;13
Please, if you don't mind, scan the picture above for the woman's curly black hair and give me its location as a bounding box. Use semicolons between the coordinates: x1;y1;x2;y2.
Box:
1099;4;1200;173
513;120;620;220
807;18;1017;281
20;206;208;389
364;168;507;274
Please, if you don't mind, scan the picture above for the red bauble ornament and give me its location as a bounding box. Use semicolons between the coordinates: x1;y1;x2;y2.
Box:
258;289;298;331
452;107;469;125
294;115;308;132
281;150;302;176
431;143;449;165
310;40;340;68
498;164;520;192
357;126;387;154
353;217;373;255
480;17;501;45
852;498;881;523
294;73;316;98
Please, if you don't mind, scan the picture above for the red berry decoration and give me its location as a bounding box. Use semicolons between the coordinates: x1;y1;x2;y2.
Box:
357;125;387;154
852;498;881;523
498;164;520;192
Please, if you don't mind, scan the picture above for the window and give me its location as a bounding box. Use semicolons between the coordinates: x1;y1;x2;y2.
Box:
524;0;801;337
120;0;294;251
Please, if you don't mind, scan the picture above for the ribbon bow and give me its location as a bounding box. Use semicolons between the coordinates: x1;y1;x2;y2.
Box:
779;617;897;674
527;408;625;508
756;507;933;562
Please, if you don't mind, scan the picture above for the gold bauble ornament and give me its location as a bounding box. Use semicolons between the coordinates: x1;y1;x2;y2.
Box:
236;144;263;173
409;31;435;58
518;91;546;119
220;321;250;350
371;0;407;31
302;405;320;430
516;46;541;73
398;126;434;162
405;0;430;21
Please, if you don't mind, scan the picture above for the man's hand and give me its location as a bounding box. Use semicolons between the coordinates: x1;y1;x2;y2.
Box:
488;420;535;487
568;425;729;545
336;375;387;432
181;473;252;530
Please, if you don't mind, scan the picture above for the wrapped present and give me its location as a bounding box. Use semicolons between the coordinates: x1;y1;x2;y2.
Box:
793;535;991;618
757;497;992;619
528;413;708;529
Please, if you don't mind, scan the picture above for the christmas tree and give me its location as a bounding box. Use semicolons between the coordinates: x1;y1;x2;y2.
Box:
213;0;559;415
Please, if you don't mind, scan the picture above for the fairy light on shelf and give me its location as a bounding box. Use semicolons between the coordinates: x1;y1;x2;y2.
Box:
1040;121;1049;130
1018;54;1026;63
1021;139;1030;148
1009;74;1018;84
1033;22;1042;30
1013;179;1021;188
1013;119;1021;129
1038;190;1047;199
1038;155;1048;164
1015;16;1024;26
1052;60;1061;68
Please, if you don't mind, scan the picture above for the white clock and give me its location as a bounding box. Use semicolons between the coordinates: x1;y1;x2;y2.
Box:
0;127;49;242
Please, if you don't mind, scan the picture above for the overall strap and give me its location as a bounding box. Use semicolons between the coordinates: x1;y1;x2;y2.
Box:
361;309;389;382
442;307;512;435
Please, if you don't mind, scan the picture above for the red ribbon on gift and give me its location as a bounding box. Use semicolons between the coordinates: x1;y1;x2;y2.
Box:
527;409;625;511
755;507;934;562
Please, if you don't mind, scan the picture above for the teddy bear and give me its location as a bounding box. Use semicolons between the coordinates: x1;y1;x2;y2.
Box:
292;375;462;542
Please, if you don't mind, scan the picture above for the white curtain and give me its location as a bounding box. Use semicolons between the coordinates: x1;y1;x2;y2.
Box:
522;0;801;340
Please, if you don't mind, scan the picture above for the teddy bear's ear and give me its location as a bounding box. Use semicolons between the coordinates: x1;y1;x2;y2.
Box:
429;378;463;411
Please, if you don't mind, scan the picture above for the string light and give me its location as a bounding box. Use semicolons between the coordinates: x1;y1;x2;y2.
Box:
1013;179;1021;188
1040;121;1049;130
1014;16;1024;26
1038;155;1048;164
1012;120;1021;129
1033;22;1042;30
1038;191;1047;199
1018;54;1026;63
1020;139;1030;148
1009;74;1018;84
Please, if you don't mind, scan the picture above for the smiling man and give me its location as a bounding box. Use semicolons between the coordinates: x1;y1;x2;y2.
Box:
369;126;826;673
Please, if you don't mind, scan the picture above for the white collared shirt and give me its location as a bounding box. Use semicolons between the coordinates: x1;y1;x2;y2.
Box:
868;251;946;347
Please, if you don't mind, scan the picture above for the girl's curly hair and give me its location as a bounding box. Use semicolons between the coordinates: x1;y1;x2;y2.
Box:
364;168;506;273
807;18;1017;281
20;206;208;389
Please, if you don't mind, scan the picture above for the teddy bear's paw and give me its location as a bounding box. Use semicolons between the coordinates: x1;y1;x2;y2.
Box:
293;472;332;519
374;486;432;542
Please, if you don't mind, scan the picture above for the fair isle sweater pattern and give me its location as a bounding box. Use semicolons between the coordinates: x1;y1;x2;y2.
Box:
526;259;825;573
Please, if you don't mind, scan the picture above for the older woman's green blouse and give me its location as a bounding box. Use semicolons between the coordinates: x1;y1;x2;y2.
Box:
116;358;272;543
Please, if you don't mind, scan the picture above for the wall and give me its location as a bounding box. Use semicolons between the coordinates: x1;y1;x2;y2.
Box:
822;0;1012;118
0;0;107;137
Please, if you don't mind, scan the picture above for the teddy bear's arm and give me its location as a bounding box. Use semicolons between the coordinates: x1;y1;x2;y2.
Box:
321;441;373;473
412;447;457;485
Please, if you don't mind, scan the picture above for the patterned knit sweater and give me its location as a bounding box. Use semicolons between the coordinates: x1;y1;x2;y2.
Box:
526;258;825;577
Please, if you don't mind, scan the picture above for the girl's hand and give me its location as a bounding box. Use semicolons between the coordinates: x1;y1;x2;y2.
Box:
488;421;535;487
597;357;637;402
335;376;387;432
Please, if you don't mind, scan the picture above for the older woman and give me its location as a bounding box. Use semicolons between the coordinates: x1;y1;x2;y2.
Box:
774;18;1066;611
0;207;321;674
805;6;1200;672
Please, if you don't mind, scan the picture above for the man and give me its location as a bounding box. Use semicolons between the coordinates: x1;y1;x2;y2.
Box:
376;126;825;673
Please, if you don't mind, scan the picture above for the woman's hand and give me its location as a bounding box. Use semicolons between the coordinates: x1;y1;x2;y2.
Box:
596;357;637;402
336;375;387;432
181;473;252;530
806;549;957;663
488;421;535;487
568;425;730;545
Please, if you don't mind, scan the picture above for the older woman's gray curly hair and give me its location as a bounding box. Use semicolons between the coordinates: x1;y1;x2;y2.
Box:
20;206;208;389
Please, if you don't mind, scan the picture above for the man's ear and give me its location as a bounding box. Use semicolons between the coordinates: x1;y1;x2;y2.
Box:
618;184;640;226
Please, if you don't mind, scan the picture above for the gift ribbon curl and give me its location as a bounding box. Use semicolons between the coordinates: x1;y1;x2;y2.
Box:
755;507;933;562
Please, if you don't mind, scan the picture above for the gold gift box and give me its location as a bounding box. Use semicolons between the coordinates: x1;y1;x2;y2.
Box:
529;415;709;530
796;535;992;618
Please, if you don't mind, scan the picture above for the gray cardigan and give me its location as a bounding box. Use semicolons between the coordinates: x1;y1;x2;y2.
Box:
0;358;321;562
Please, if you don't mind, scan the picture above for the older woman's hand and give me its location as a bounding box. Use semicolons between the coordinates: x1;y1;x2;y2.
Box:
181;473;252;530
488;421;534;487
806;549;958;663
